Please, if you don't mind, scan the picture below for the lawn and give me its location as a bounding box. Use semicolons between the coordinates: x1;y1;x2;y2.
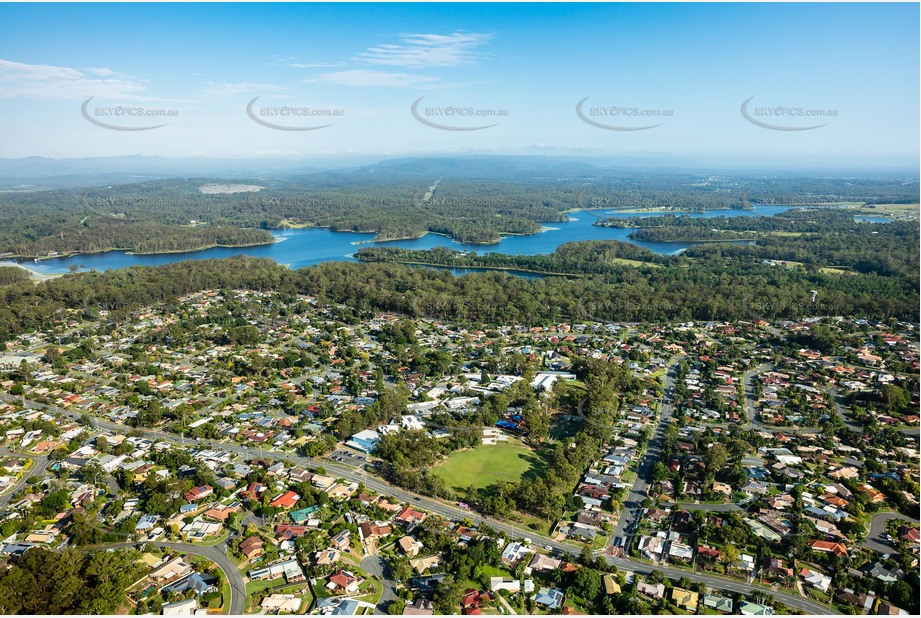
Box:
609;257;662;268
245;576;286;597
433;439;544;491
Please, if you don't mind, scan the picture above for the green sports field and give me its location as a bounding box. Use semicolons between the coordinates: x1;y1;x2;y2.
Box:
433;439;544;491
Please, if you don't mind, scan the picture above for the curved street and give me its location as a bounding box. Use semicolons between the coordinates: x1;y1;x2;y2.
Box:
359;555;398;614
862;511;920;555
0;450;50;508
89;541;247;615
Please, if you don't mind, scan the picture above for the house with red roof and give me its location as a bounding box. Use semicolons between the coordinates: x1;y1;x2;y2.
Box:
395;506;427;525
899;526;920;543
183;485;213;502
240;482;265;500
697;545;721;561
326;570;359;594
461;589;492;615
808;540;848;558
269;490;300;509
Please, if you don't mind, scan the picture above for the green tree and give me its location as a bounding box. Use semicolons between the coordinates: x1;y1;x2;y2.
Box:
705;443;729;472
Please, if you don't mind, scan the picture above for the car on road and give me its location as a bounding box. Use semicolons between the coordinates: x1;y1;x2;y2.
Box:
457;502;469;509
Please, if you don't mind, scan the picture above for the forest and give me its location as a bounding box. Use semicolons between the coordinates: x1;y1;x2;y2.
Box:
3;218;273;258
0;242;915;348
0;547;143;614
346;211;919;321
0;201;916;343
0;163;916;255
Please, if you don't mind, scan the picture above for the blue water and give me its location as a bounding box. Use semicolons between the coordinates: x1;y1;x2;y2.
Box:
17;205;814;275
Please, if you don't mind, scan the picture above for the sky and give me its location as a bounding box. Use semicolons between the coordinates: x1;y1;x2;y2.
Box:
0;2;918;169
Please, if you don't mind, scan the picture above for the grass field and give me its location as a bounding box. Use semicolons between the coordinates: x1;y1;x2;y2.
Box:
609;257;662;268
433;438;544;491
820;266;857;275
848;203;919;220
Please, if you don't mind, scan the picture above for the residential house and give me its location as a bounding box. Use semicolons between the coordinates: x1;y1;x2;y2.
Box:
602;574;621;595
327;570;360;594
398;536;422;557
395;506;427;526
534;588;565;611
239;537;264;560
528;553;562;573
739;601;773;615
269;490;299;509
248;558;305;584
637;581;665;600
800;567;832;593
500;541;530;567
331;529;351;550
402;598;434;615
359;521;392;541
703;594;734;613
671;587;699;612
182;485;213;502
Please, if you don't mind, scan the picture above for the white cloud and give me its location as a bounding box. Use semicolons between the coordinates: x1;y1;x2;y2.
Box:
313;70;439;88
285;62;342;69
203;81;286;97
355;32;492;69
85;67;116;77
0;58;145;100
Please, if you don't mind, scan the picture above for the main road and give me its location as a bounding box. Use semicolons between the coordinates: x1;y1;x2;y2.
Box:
0;389;836;614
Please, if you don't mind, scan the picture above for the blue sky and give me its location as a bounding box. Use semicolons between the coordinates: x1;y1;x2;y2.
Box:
0;2;917;168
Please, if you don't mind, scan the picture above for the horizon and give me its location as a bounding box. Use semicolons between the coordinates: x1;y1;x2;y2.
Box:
1;153;919;180
0;2;918;169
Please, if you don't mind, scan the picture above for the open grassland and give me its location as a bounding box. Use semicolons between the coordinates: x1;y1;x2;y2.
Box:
433;438;544;491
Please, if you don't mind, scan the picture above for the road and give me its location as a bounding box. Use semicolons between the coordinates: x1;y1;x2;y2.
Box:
359;555;397;615
741;363;773;431
0;390;837;614
862;511;920;555
824;386;862;433
0;450;50;507
611;357;684;547
87;541;247;615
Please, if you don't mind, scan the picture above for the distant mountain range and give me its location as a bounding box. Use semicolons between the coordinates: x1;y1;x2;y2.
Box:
0;154;916;191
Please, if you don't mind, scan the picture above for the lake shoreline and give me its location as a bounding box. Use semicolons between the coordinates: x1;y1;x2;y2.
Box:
7;239;277;262
16;205;841;276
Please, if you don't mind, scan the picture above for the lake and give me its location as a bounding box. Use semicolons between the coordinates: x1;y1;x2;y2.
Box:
18;205;823;275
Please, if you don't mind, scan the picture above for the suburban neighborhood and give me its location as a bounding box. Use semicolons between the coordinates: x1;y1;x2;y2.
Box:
0;289;917;615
